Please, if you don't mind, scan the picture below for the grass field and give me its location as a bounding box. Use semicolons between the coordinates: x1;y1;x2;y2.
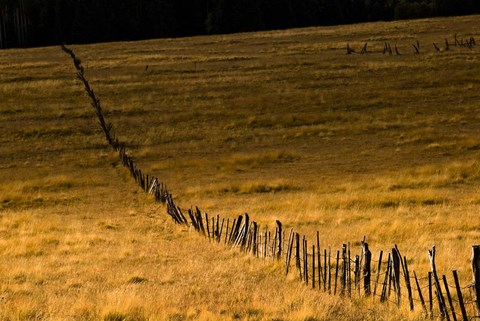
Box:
1;15;480;320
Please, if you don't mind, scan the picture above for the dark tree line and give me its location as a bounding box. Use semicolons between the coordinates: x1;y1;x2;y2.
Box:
1;0;479;49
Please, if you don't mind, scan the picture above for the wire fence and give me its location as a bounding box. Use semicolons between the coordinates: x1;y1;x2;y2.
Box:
61;44;480;321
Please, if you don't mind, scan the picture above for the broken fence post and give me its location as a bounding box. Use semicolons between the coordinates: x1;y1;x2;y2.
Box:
472;245;480;315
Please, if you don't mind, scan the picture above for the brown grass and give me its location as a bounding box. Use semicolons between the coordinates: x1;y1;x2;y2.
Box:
1;15;480;320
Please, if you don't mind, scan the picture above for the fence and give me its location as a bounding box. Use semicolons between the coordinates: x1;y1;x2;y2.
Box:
346;34;476;55
61;44;480;320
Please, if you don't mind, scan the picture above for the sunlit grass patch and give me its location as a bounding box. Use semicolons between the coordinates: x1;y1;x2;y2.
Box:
219;181;294;195
219;151;300;172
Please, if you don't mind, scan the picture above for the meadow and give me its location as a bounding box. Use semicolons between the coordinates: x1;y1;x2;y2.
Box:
1;15;480;320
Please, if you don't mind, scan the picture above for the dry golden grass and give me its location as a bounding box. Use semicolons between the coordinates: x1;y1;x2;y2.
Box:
1;15;480;320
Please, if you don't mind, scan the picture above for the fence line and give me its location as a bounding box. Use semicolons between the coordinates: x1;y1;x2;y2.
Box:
346;34;476;56
61;44;480;320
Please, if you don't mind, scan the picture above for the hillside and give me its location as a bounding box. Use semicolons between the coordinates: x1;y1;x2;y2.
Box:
1;15;480;320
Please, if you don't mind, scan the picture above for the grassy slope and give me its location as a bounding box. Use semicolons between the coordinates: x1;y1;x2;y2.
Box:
1;15;480;320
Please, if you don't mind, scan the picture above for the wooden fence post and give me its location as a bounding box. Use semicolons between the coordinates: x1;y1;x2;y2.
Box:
340;245;347;296
276;220;282;260
324;247;332;294
312;244;316;289
334;250;340;295
205;213;210;240
285;229;294;275
230;216;242;244
373;250;383;300
404;256;414;311
304;237;308;285
354;255;360;296
392;248;401;306
347;242;352;297
380;253;391;303
428;271;433;318
362;242;372;296
272;227;278;259
414;271;428;315
326;248;329;293
442;275;457;321
317;231;322;290
224;218;230;244
428;246;449;320
473;245;480;315
241;214;250;250
452;270;468;321
196;207;206;235
296;233;301;280
219;218;225;244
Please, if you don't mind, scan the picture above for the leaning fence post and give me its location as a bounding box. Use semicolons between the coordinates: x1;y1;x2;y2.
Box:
373;250;383;300
414;271;427;315
472;245;480;315
429;246;449;320
363;242;372;296
205;213;210;240
392;248;401;306
452;270;468;321
219;218;225;244
442;275;457;321
285;229;294;275
224;218;230;244
404;256;414;311
380;253;391;303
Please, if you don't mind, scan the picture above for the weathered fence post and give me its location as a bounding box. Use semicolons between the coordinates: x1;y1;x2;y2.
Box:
303;237;308;285
373;250;383;300
428;271;433;318
362;242;372;296
404;256;414;311
414;271;428;315
392;248;401;306
442;275;457;321
317;231;322;290
452;270;468;321
295;233;301;280
334;250;340;295
196;207;206;235
340;245;347;296
380;253;391;303
429;246;449;320
354;255;360;296
347;242;352;297
325;248;329;293
224;218;230;244
276;220;282;260
473;245;480;315
219;218;225;243
312;245;316;289
240;214;250;250
205;213;210;240
285;229;294;275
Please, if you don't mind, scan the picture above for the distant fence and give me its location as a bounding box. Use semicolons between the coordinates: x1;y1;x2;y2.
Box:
61;44;480;320
346;34;476;55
